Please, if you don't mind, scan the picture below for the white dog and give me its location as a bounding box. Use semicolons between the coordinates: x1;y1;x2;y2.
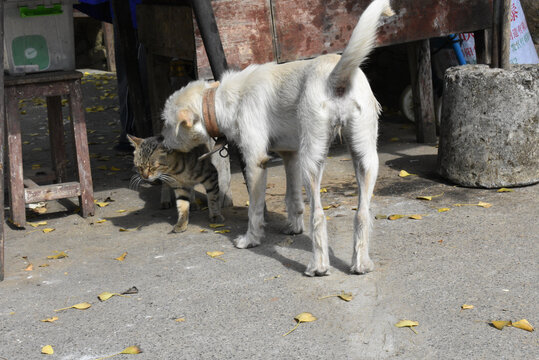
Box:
162;0;394;276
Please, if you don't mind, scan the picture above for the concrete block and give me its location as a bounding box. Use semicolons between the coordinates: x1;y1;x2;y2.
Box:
438;64;539;188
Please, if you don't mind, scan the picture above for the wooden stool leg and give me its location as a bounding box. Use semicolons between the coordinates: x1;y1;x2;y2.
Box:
46;96;67;183
68;81;94;217
5;88;26;227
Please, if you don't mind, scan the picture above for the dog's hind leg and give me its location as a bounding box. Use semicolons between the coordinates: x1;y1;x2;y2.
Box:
347;137;378;274
304;163;331;277
280;151;304;235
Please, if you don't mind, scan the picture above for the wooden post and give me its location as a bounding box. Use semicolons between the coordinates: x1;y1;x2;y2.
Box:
190;0;228;80
500;0;511;68
102;22;116;73
0;0;5;281
110;0;152;137
407;40;437;143
46;96;67;183
474;30;488;64
491;0;501;68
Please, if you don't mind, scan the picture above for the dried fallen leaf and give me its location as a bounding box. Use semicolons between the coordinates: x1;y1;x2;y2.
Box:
395;320;419;334
27;221;47;228
320;188;328;193
388;214;405;220
437;208;451;213
121;286;139;295
47;251;68;259
174;318;186;322
497;188;514;193
110;166;121;171
491;320;512;330
96;346;143;360
454;202;492;208
24;264;33;271
40;316;59;323
94;201;109;207
512;319;534;332
416;193;444;201
209;223;225;228
41;345;54;355
399;170;416;177
39;263;50;268
54;302;92;312
116;209;127;213
98;292;124;302
42;228;55;233
375;214;388;220
408;214;423;220
206;251;225;261
318;291;353;302
214;229;230;234
283;312;317;336
461;304;474;310
264;274;281;281
115;252;128;261
96;219;107;224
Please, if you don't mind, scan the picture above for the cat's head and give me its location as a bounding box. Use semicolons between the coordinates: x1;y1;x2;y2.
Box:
127;134;171;183
161;80;219;152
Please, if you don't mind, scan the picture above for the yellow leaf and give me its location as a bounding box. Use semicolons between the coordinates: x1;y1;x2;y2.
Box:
40;316;59;323
41;345;54;355
47;251;68;259
497;188;514;193
95;201;109;207
31;164;41;169
283;312;317;336
116;210;127;213
115;252;128;261
399;170;415;177
54;302;92;312
512;319;534;332
96;219;107;223
206;251;224;258
120;346;142;354
320;188;328;193
338;292;353;302
39;264;50;267
200;229;208;233
214;229;230;234
24;264;33;271
491;320;512;330
461;304;474;310
27;221;47;227
97;165;108;170
174;318;186;322
375;214;388;220
395;320;419;333
110;166;121;171
478;201;492;208
416;193;444;201
388;214;405;220
409;214;423;220
264;274;282;281
98;292;122;302
42;228;55;233
209;223;225;228
390;137;400;142
437;208;451;213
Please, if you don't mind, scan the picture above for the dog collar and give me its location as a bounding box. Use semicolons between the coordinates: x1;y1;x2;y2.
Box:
202;86;221;138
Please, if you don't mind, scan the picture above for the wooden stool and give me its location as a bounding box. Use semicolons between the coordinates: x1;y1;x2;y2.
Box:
4;70;95;227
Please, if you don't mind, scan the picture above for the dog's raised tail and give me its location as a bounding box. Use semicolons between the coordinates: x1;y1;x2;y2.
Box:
328;0;394;94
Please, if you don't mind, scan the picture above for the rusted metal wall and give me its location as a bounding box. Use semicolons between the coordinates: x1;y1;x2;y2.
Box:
195;0;493;77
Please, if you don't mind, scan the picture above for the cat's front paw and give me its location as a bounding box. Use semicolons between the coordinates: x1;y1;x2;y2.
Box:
209;214;225;223
173;221;188;233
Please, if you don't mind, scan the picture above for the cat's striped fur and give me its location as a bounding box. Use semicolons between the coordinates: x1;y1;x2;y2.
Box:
128;134;224;232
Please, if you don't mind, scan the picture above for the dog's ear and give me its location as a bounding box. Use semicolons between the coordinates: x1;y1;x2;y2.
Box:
177;109;194;129
209;81;220;89
127;134;143;148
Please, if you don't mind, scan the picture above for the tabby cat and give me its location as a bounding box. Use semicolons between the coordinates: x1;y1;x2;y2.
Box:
128;134;224;232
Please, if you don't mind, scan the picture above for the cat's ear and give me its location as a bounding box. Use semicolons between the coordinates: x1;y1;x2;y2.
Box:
177;109;194;129
127;134;143;148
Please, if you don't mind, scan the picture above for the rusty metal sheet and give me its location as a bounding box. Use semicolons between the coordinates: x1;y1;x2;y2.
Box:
273;0;494;63
195;0;275;79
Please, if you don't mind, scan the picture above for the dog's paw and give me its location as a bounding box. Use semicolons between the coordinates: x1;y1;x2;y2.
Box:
209;214;225;223
304;261;331;277
173;222;188;233
234;234;260;249
350;256;375;275
281;222;303;235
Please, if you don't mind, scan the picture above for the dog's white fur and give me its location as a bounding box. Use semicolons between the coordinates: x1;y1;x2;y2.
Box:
162;0;394;276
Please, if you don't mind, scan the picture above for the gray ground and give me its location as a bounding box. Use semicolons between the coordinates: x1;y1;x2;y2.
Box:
0;70;537;360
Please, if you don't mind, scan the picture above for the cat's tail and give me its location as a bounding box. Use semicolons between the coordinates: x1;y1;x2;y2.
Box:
328;0;394;94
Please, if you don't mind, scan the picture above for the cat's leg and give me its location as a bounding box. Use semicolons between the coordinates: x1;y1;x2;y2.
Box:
280;151;304;235
172;187;191;233
160;183;173;209
201;164;224;223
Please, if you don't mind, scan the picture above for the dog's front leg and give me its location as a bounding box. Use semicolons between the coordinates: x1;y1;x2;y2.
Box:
304;171;330;276
235;164;267;248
